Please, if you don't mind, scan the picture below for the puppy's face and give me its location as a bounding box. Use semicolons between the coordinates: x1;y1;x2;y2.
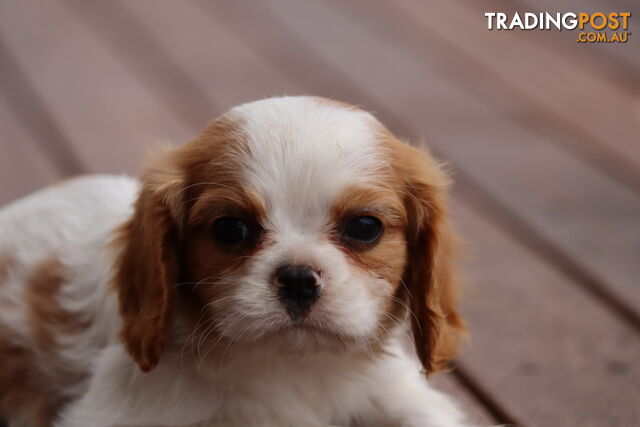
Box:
183;100;408;352
115;97;463;373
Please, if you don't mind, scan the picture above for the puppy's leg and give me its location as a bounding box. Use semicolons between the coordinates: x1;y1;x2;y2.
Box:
54;346;217;427
353;356;468;427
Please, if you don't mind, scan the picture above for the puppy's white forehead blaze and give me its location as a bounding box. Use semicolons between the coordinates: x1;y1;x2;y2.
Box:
230;97;386;233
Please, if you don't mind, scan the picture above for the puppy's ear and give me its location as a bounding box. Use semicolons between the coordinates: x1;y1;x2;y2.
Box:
389;137;465;374
113;150;184;372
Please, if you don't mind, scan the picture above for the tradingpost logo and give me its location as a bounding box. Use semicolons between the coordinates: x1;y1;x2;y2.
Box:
484;12;632;43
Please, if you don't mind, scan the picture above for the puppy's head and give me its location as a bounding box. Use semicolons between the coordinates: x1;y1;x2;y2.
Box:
114;96;464;374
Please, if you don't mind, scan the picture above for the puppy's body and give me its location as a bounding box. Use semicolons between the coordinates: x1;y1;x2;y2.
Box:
0;176;134;426
0;97;467;427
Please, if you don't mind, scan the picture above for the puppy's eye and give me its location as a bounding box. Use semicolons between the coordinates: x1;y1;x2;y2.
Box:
343;216;382;243
212;217;250;245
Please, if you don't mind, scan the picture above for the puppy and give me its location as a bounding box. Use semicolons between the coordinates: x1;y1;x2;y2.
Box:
0;96;467;427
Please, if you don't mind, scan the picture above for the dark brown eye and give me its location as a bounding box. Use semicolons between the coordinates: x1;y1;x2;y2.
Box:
343;216;382;244
212;217;250;245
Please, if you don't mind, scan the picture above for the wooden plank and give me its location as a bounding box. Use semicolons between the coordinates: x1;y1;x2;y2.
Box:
118;0;301;114
0;37;84;176
0;95;62;205
0;0;192;174
65;0;216;132
362;0;640;194
222;0;640;324
507;0;640;76
444;0;640;190
194;1;372;107
451;196;640;426
465;0;640;88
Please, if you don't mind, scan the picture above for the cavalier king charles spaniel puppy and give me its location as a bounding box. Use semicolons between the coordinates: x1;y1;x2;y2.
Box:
0;96;467;427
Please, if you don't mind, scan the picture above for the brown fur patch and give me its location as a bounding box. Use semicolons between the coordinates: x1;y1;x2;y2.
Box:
185;187;267;283
25;256;82;351
1;256;83;426
0;332;60;427
331;185;406;228
113;113;255;372
330;184;408;296
378;126;466;374
430;221;466;367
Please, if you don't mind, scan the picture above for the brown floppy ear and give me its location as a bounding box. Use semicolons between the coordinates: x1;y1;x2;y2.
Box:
390;138;466;374
113;151;184;372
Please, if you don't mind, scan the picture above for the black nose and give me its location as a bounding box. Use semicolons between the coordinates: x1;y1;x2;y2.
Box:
275;265;320;319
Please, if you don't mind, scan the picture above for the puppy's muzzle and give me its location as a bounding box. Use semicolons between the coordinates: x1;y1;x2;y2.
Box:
275;265;321;320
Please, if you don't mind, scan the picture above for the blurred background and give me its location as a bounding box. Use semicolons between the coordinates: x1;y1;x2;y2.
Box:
0;1;638;425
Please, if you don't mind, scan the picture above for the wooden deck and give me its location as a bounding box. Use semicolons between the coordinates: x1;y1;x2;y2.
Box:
0;1;638;425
